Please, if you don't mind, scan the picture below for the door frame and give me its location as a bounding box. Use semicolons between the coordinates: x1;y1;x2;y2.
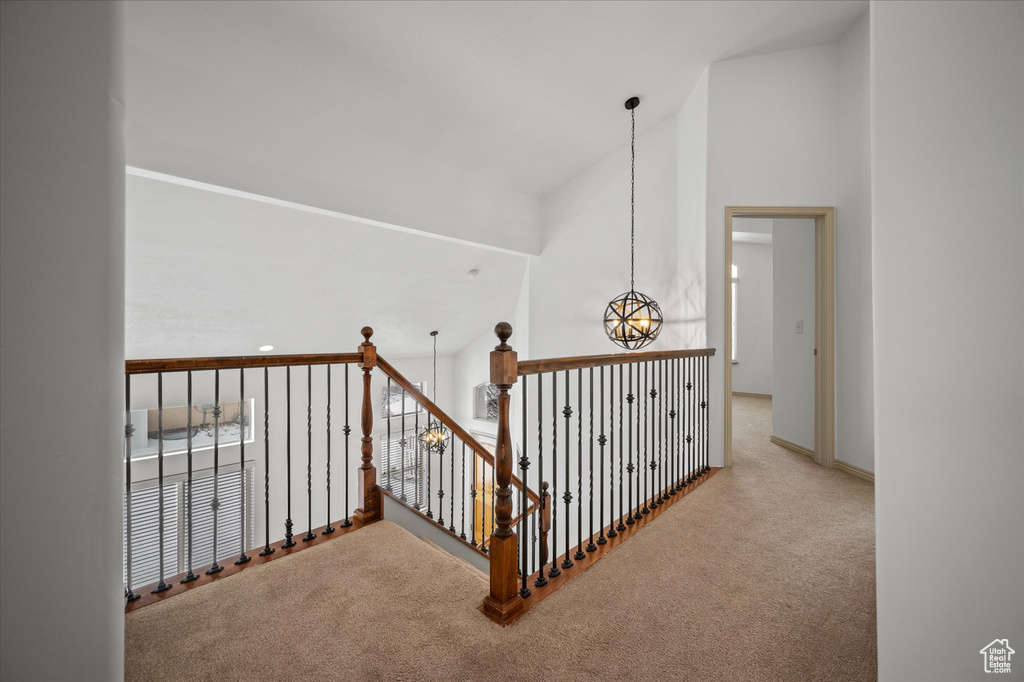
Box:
724;206;835;469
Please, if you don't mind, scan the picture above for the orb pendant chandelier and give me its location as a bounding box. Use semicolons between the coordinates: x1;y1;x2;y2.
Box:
419;330;450;452
603;96;663;350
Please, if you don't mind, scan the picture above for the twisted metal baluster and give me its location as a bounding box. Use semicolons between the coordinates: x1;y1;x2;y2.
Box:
669;359;678;494
586;367;596;553
236;369;251;563
548;372;560;578
460;441;467;540
323;365;335;535
205;371;224;573
598;366;607;545
519;374;531;599
437;427;446;527
342;364;353;527
182;370;201;577
153;372;172;592
642;362;651;515
686;357;694;484
303;366;315;542
448;437;456;533
470;448;478;547
574;369;585;561
124;376;140;601
562;371;574;569
282;367;294;549
260;368;275;555
656;360;664;504
703;355;710;474
535;373;547;587
626;364;635;525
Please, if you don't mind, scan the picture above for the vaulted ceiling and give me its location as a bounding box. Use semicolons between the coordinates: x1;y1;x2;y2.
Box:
125;1;867;247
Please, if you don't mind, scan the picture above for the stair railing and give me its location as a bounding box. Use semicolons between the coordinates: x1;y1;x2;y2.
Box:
481;322;717;625
122;328;382;610
374;356;539;555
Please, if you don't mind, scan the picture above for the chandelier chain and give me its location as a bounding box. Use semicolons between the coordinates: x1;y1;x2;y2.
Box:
432;332;437;403
630;107;635;292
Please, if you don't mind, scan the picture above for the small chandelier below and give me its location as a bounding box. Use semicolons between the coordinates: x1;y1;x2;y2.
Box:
604;290;664;350
418;330;450;452
419;418;450;452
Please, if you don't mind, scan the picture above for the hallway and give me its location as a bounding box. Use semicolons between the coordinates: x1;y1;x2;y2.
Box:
126;395;876;681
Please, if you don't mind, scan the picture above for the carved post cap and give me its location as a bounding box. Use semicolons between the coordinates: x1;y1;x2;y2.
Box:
494;322;513;350
361;326;374;343
358;326;376;369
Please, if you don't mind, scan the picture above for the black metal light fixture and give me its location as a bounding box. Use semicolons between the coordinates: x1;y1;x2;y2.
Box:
419;330;450;452
603;96;663;350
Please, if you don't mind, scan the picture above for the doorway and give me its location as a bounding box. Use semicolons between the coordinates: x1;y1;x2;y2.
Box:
724;207;835;469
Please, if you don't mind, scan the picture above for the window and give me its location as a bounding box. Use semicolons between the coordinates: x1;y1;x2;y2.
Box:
381;382;425;419
731;263;738;363
379;430;427;505
124;464;253;590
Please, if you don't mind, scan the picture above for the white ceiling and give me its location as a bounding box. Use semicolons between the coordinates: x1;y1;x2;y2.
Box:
125;172;527;359
125;0;867;201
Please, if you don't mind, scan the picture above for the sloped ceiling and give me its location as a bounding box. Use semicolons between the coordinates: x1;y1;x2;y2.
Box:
125;1;867;247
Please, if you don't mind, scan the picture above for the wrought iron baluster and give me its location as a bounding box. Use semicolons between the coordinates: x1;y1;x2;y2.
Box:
519;374;531;599
323;365;335;535
152;372;172;592
562;371;573;570
282;366;294;549
470;449;478;547
182;370;201;577
437;422;446;527
657;360;664;504
303;366;315;542
124;376;140;601
205;371;225;573
548;372;560;578
422;403;431;519
625;363;634;526
586;367;596;552
686;357;694;484
642;362;651;515
574;369;585;561
461;442;467;539
598;366;607;545
669;359;678;494
702;355;709;474
236;369;251;564
386;378;392;493
260;368;275;556
651;361;661;508
449;436;456;533
535;373;547;587
342;364;352;527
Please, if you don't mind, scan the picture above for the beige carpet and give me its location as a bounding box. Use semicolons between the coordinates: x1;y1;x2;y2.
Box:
126;395;876;681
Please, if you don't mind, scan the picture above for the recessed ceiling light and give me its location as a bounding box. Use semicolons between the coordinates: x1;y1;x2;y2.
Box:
259;345;274;352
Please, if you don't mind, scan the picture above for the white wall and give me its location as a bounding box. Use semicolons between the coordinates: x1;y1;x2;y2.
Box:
836;10;875;473
731;242;773;395
771;219;816;450
706;44;839;467
871;2;1024;680
532;109;684;359
0;2;125;679
676;72;710;350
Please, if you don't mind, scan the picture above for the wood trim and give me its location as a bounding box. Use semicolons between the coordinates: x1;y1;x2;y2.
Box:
770;434;815;459
834;460;875;483
724;207;836;470
489;467;721;625
125;516;376;612
517;348;716;377
376;355;539;506
125;352;363;374
732;391;772;399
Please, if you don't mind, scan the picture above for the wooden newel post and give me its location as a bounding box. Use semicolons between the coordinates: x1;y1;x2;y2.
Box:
481;321;526;624
354;326;382;524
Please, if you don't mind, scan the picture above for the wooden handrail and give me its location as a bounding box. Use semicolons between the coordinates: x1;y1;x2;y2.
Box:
125;352;363;375
517;347;716;376
376;355;539;506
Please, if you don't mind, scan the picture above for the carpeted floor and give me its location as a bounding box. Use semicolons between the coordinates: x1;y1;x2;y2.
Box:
126;395;876;681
